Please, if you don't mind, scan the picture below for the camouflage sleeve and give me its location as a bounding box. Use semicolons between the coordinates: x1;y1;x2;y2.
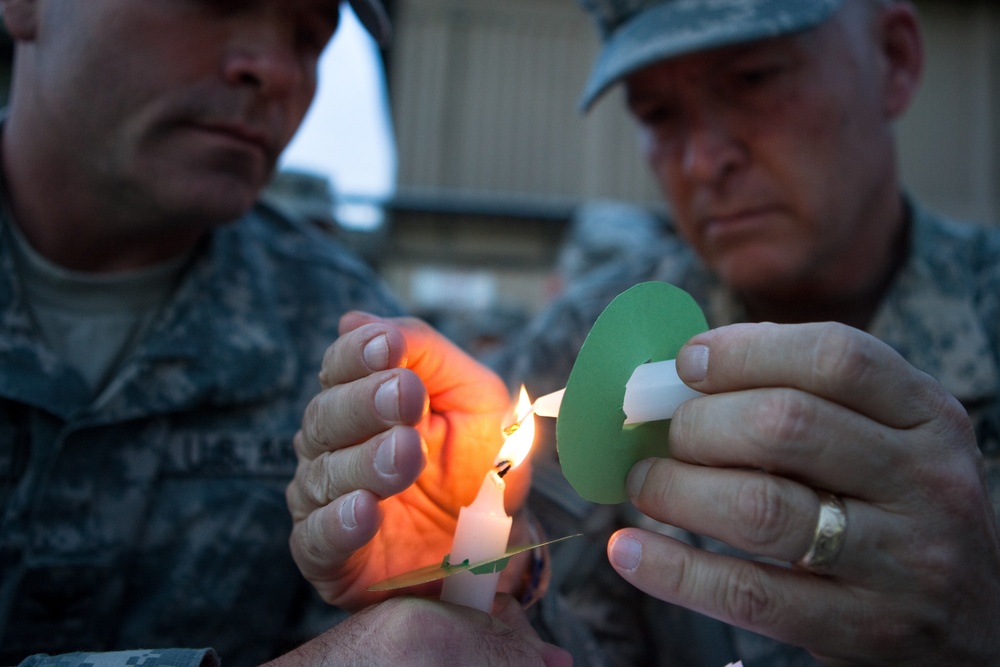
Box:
16;649;219;667
525;462;658;667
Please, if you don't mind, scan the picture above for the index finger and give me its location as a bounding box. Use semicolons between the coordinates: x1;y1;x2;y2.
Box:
606;528;880;659
676;322;957;431
340;312;511;415
318;317;410;389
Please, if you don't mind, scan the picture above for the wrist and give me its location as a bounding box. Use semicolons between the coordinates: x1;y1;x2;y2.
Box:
499;508;550;607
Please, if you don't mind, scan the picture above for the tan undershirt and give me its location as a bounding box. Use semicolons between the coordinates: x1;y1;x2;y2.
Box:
5;217;190;394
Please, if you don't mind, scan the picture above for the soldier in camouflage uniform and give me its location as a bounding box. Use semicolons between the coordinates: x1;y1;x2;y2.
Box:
0;1;571;666
254;0;999;664
499;201;1000;667
487;0;1000;665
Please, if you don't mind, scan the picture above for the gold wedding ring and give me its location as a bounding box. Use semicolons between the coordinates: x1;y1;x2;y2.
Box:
796;491;847;572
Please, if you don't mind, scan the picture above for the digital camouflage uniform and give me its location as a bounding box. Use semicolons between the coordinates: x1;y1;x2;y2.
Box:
495;199;1000;666
0;201;403;667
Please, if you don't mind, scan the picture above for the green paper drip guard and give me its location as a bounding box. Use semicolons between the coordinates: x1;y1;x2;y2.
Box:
556;281;708;504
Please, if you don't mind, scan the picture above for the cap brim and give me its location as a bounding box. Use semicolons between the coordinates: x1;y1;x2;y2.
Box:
580;0;842;112
349;0;392;46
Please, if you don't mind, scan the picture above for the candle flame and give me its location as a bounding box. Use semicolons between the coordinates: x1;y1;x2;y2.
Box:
496;386;534;469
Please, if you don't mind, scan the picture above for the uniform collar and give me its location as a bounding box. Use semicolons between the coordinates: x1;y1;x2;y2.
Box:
0;210;299;423
869;200;999;404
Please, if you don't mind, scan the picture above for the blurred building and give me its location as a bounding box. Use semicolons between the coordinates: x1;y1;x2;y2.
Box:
386;0;999;222
2;2;997;355
373;0;999;354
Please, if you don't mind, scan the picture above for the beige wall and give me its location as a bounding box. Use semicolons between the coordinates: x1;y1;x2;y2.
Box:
380;0;1000;346
897;1;1000;225
388;0;1000;224
389;0;660;204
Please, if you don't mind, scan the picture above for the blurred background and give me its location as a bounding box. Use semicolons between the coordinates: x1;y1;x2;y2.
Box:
365;0;999;357
2;0;997;357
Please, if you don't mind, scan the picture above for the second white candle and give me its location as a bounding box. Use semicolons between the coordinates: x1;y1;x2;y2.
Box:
439;468;512;612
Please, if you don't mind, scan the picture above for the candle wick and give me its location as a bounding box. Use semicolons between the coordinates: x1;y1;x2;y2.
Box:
502;406;535;437
495;460;513;479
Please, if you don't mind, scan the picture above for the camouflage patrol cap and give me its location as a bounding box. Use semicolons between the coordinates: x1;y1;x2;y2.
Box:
349;0;391;46
577;0;843;111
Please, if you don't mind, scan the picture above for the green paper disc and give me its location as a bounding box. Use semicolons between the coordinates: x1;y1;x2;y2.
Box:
556;282;708;504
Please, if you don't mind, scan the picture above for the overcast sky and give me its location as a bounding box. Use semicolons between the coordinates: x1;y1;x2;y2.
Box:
279;6;397;227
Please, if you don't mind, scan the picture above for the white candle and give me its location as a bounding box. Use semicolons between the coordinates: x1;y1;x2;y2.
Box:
622;359;704;424
530;359;704;425
439;467;513;611
439;387;535;612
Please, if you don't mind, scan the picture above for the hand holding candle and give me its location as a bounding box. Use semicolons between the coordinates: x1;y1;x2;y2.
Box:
287;313;525;611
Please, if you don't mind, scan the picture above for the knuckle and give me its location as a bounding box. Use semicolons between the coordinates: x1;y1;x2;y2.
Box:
898;366;972;434
928;389;977;448
731;479;792;549
865;606;947;656
376;600;467;656
721;565;778;629
666;400;695;446
811;325;878;388
752;389;816;452
634;460;676;513
377;596;422;627
292;429;308;459
318;341;338;388
285;471;307;520
919;456;986;521
299;394;329;455
657;541;694;602
910;427;985;520
912;542;964;596
300;452;335;506
295;514;341;580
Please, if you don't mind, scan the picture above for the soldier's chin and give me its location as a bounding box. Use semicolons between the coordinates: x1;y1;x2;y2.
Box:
167;178;263;225
715;259;806;297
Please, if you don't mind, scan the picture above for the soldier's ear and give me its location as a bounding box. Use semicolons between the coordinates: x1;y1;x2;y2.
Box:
1;0;39;41
876;1;923;120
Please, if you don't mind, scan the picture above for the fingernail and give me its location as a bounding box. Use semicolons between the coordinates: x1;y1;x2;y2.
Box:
374;377;400;421
363;334;389;370
677;344;709;382
340;491;359;530
375;431;398;477
626;459;652;498
610;534;642;572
